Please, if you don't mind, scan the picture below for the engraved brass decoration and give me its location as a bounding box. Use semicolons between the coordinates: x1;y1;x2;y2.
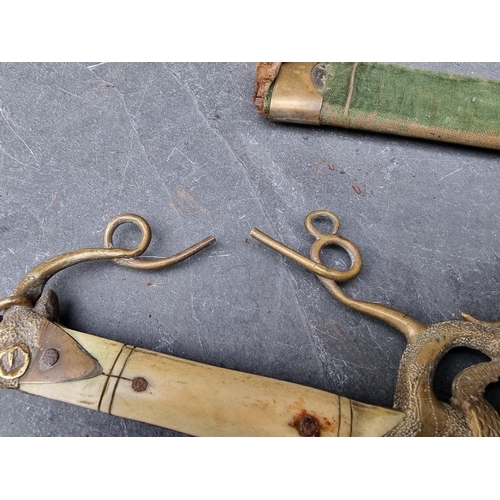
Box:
251;210;500;437
0;343;30;380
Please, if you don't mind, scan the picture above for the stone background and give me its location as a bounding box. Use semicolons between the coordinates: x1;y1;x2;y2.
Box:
0;62;499;436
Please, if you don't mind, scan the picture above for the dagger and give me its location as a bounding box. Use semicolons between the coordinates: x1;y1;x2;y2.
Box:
0;213;403;437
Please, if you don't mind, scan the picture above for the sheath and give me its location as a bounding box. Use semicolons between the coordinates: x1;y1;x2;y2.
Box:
254;62;500;150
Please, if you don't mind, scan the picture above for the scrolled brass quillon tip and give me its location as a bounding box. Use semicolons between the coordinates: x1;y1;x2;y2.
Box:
104;213;216;270
1;213;216;310
250;210;362;282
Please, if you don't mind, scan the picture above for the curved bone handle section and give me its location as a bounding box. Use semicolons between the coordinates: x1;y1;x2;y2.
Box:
20;327;403;437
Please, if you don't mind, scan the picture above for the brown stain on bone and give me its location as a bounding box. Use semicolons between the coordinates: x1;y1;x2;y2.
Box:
132;376;148;392
289;408;338;437
290;410;320;437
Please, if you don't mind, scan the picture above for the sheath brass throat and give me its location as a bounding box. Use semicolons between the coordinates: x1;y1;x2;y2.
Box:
268;62;324;125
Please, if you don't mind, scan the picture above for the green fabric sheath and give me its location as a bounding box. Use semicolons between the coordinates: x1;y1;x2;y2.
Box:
318;63;500;149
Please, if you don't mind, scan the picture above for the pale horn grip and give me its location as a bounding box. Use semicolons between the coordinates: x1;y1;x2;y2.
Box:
20;327;403;437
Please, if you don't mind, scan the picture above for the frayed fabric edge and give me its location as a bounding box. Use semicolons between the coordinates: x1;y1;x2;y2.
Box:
253;62;282;115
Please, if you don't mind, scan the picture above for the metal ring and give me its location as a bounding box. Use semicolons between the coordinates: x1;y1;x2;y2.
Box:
305;211;362;282
305;210;340;239
103;214;152;256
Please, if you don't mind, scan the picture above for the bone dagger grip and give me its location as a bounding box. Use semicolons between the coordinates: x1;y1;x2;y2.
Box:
20;326;403;437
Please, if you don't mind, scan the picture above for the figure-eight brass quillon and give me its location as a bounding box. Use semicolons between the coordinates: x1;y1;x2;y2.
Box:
0;214;402;437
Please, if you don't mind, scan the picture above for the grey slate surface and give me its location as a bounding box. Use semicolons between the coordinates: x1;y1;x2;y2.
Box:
0;62;499;436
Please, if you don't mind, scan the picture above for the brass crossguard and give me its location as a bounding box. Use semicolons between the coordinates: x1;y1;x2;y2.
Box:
0;214;216;311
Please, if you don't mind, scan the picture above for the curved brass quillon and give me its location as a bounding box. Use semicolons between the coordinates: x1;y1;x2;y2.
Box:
1;214;216;310
251;210;426;340
250;210;362;282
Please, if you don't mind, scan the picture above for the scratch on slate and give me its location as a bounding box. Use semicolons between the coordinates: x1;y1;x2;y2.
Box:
438;167;463;182
55;85;86;100
167;146;195;165
161;63;282;236
133;68;154;117
0;107;40;166
0;145;29;167
188;259;204;352
87;62;108;70
120;418;129;437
